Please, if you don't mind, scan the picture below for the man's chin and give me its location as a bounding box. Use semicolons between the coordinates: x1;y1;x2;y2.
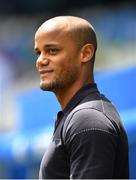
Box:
40;80;65;93
40;82;52;91
40;80;59;92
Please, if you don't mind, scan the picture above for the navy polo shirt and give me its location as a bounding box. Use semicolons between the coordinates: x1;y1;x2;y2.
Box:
39;83;129;179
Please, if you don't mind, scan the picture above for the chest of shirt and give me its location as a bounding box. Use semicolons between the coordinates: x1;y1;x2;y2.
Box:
40;117;70;178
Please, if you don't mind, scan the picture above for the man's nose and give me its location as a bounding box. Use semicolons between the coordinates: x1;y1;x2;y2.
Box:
36;54;49;69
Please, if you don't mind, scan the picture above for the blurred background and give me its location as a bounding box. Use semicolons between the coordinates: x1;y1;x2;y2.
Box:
0;0;136;178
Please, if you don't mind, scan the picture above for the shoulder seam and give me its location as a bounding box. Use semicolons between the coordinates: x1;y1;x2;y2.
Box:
73;128;118;138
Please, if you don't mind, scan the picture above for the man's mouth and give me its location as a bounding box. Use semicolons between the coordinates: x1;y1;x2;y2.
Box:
39;69;53;77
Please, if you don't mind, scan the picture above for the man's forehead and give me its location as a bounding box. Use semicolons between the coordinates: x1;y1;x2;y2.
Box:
37;19;69;35
35;21;74;43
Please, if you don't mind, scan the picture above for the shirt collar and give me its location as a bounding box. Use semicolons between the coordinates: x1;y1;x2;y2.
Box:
55;83;98;130
62;83;98;116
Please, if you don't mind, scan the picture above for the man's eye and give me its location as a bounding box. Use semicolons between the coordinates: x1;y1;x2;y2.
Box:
48;48;59;55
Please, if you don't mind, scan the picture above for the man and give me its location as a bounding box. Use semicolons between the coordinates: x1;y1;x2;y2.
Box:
35;16;129;179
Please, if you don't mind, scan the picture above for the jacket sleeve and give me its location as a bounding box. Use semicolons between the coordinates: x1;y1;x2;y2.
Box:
64;109;119;179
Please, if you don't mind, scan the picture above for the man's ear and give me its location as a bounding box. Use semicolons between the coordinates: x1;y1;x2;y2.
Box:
80;43;94;63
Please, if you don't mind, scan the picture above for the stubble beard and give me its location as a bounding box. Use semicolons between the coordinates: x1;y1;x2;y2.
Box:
40;68;79;94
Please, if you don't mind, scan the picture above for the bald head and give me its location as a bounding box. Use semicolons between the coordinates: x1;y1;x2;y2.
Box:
35;16;97;94
36;16;97;60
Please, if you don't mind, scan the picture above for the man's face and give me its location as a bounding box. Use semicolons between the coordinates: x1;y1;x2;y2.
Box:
35;25;82;93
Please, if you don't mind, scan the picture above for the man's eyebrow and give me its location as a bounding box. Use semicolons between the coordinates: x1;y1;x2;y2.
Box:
43;43;60;48
34;43;60;50
34;43;62;52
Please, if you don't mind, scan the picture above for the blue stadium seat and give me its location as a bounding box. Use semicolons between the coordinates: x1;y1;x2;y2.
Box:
95;66;136;111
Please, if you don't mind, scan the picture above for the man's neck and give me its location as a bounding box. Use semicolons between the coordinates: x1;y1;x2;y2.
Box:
55;80;92;110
